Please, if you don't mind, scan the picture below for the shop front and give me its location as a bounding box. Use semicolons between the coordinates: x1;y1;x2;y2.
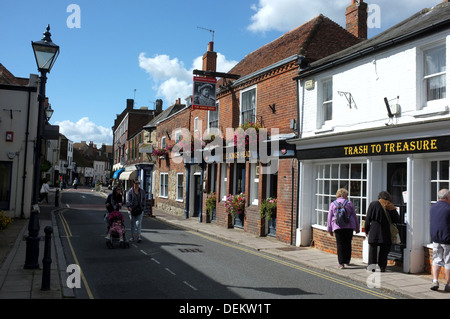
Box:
293;120;450;274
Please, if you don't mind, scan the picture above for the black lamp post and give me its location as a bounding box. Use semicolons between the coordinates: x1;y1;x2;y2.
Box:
24;25;59;269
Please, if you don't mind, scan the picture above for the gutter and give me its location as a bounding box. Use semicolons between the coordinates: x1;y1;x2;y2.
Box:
294;18;450;80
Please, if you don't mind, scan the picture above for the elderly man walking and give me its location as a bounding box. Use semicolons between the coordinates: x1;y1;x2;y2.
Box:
430;189;450;292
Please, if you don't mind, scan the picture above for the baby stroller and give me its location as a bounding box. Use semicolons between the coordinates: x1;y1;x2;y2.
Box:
105;211;130;249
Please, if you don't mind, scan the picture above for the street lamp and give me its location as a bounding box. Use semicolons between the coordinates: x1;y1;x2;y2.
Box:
24;25;59;269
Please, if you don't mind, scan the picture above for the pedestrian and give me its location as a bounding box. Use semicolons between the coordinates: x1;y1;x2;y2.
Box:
39;180;52;203
327;188;360;269
105;186;123;223
365;191;399;272
73;177;78;189
126;179;145;242
429;189;450;292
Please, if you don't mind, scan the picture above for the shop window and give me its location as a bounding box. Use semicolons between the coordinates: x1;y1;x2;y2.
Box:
208;164;218;193
159;173;168;198
315;163;367;228
424;44;446;103
431;160;450;202
233;163;246;195
176;173;183;202
0;161;12;210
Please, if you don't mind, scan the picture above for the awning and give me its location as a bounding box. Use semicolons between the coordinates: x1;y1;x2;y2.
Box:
119;170;137;180
113;168;125;179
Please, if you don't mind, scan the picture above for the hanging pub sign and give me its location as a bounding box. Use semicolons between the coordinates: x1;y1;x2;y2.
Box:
192;76;217;111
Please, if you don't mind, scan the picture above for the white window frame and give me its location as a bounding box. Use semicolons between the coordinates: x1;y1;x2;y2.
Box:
220;163;227;201
250;162;259;205
423;43;446;104
314;162;367;231
319;78;333;128
159;172;168;198
194;117;199;132
176;173;184;202
208;101;219;129
240;86;257;125
161;136;166;149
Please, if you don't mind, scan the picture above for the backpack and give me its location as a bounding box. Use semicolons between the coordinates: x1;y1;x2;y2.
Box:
333;199;349;226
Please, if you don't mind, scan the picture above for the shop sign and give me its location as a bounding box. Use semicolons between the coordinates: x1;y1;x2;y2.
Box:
226;150;254;161
298;135;450;160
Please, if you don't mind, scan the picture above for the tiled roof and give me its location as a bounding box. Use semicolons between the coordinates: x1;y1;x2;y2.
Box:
299;2;450;77
226;14;362;80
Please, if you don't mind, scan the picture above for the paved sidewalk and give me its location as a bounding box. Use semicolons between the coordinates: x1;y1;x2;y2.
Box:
0;192;63;299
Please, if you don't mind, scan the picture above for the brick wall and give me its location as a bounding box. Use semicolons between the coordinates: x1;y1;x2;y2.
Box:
424;246;447;279
313;227;364;259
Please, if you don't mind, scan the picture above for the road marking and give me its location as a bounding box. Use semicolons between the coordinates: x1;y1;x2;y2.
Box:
59;210;95;299
187;230;396;300
140;250;148;255
183;281;198;291
151;258;160;264
165;268;176;276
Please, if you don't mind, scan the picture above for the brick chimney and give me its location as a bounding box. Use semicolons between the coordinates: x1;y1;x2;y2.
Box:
346;0;368;40
202;41;217;72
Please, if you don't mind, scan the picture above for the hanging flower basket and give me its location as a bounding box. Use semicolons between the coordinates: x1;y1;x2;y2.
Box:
225;193;245;218
231;120;263;151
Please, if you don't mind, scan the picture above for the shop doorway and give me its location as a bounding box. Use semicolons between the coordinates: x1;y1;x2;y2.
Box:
193;175;202;218
386;162;407;262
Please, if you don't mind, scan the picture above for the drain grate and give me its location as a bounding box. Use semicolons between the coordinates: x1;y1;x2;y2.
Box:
178;248;203;253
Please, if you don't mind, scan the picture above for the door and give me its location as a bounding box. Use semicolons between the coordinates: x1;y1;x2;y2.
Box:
387;162;407;262
193;175;202;218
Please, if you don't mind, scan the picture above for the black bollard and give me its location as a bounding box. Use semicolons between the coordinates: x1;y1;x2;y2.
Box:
55;189;59;207
41;226;53;291
24;208;40;269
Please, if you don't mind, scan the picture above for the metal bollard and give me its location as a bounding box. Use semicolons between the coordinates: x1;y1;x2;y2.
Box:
41;226;53;291
24;209;40;269
55;189;59;207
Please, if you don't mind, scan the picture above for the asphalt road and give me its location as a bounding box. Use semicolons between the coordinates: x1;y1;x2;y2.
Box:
56;188;403;302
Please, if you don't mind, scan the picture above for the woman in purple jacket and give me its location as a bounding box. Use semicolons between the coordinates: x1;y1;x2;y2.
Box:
327;188;360;269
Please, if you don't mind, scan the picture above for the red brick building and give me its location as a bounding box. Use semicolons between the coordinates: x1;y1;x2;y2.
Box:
212;3;366;244
151;1;368;246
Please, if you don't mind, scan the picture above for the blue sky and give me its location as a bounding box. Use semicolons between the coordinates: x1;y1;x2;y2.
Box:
0;0;441;146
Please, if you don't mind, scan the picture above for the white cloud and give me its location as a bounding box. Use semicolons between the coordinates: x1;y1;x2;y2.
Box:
139;52;238;106
55;117;113;147
247;0;440;33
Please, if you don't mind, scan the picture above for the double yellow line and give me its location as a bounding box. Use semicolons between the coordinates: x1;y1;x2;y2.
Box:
59;210;94;299
188;231;397;300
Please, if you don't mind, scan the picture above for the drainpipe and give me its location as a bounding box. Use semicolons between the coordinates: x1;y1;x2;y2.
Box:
21;90;32;219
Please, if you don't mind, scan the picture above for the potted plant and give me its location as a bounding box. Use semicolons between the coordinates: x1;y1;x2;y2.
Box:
260;197;277;221
205;192;216;222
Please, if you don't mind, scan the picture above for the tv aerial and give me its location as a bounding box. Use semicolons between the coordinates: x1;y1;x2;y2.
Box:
197;26;215;42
